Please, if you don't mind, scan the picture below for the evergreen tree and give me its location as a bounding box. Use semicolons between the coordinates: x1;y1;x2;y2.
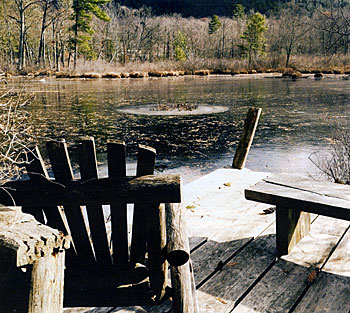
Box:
233;3;245;19
208;15;222;34
174;31;188;61
71;0;110;69
240;12;267;66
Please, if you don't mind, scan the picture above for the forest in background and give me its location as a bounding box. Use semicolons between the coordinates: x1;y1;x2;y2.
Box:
2;0;350;74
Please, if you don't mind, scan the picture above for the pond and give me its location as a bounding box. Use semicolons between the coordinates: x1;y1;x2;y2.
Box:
4;75;350;183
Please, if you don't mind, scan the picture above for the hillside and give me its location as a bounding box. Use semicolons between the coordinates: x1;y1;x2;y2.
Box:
114;0;290;17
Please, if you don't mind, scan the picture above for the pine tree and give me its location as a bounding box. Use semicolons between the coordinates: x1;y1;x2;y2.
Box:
240;12;267;67
71;0;110;69
208;15;221;35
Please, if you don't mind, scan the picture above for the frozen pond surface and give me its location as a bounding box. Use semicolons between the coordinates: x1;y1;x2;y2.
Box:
4;75;350;183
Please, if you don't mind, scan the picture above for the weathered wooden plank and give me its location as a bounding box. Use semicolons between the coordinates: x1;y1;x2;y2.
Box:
232;216;350;313
46;140;95;264
78;138;111;266
265;174;350;201
191;236;252;287
0;174;181;207
130;145;157;265
196;232;276;312
245;180;350;220
276;206;310;256
232;107;262;169
189;236;207;252
293;226;350;312
107;140;129;268
23;146;65;231
64;308;113;313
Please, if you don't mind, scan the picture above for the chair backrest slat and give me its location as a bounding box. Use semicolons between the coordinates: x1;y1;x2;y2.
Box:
130;145;156;265
46;140;95;265
107;140;129;268
24;146;65;231
78;138;112;266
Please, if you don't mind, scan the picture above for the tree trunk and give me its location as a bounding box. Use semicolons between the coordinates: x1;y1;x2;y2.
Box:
18;1;25;70
38;2;48;66
73;0;79;70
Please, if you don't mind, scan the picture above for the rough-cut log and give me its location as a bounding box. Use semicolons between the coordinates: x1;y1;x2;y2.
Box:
165;203;195;313
170;262;194;313
0;174;181;207
232;107;262;169
0;206;69;267
28;251;65;313
0;206;69;313
165;203;190;266
146;203;167;301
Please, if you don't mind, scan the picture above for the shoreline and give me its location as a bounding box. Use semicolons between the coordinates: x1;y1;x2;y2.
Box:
2;70;350;81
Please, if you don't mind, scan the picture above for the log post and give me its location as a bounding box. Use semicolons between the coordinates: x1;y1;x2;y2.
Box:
232;107;262;169
165;203;196;313
0;206;70;313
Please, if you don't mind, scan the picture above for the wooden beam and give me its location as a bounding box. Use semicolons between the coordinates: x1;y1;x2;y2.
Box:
0;174;181;207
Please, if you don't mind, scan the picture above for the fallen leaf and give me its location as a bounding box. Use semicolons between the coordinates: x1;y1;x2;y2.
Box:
215;297;228;304
306;269;318;284
226;262;239;267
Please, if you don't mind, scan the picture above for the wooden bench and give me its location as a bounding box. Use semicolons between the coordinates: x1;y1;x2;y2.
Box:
0;206;69;313
0;138;197;312
245;174;350;256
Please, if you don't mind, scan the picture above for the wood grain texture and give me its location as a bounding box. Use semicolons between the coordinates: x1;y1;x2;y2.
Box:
130;145;156;265
293;224;350;312
0;207;69;267
78;138;111;266
166;203;190;266
28;251;65;313
196;228;276;313
107;141;128;268
245;180;350;220
0;207;69;313
232;107;262;169
46;140;95;264
276;206;310;256
0;174;182;207
23;145;65;231
233;216;350;313
265;174;350;201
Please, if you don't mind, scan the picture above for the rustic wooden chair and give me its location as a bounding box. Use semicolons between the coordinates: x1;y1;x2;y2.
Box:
0;138;197;312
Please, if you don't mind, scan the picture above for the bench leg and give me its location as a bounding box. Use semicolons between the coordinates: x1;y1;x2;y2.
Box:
276;206;310;257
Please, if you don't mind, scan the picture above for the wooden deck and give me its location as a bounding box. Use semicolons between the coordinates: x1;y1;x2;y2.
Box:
64;168;350;313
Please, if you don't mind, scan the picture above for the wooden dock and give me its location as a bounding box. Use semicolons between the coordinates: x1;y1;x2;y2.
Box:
64;168;350;313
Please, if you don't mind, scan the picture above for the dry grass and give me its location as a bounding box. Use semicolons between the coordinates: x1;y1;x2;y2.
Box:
9;54;350;78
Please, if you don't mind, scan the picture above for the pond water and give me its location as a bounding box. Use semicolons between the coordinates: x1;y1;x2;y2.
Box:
4;75;350;183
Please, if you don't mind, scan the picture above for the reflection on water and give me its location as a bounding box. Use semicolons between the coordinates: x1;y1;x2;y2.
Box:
4;76;350;183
